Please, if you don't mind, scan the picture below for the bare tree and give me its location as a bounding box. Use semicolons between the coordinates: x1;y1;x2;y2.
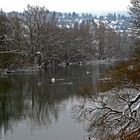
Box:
21;5;49;63
92;21;121;60
72;62;140;139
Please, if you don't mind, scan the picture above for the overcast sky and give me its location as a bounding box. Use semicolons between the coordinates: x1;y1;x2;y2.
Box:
0;0;130;13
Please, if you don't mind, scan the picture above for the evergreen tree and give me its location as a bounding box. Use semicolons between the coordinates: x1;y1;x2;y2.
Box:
129;0;140;29
129;0;140;59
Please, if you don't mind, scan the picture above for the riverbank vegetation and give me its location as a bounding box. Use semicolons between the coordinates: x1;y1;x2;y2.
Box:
0;5;133;71
73;58;140;139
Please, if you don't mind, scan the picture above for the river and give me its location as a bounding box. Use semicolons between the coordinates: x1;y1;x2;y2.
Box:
0;63;113;140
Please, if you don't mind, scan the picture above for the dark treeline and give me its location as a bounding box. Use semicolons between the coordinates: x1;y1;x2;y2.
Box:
0;5;132;68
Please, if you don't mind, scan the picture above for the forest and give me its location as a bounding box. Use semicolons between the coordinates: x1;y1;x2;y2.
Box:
0;5;133;71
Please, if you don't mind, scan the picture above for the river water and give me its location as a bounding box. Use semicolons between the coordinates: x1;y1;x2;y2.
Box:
0;63;112;140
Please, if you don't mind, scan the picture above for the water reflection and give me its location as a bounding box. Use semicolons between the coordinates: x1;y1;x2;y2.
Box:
0;64;111;140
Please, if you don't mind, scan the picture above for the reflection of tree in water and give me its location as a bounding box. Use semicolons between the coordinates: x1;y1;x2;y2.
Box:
0;73;76;137
0;64;112;138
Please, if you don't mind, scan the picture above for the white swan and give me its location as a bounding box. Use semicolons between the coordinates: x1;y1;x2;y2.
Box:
51;78;55;83
86;71;90;74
